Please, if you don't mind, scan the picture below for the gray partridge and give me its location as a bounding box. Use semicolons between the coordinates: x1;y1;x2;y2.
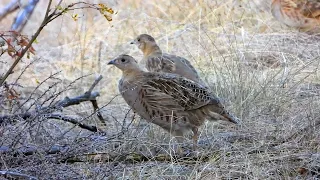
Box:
131;34;207;86
108;54;239;150
271;0;320;32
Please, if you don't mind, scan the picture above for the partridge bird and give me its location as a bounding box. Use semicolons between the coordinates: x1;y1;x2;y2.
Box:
271;0;320;32
130;34;206;86
108;54;239;150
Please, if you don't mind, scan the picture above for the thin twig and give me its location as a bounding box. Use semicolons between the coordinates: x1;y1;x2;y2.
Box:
44;0;52;18
87;75;103;93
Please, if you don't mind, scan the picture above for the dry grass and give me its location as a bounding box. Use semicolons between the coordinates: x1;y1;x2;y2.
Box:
0;0;319;179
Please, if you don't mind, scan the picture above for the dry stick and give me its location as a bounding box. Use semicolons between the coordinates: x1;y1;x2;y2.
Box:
60;150;219;164
0;170;37;180
54;91;100;108
45;113;98;132
90;99;106;126
0;143;213;164
94;42;108;126
54;75;106;126
0;105;100;133
2;142;319;165
54;75;103;109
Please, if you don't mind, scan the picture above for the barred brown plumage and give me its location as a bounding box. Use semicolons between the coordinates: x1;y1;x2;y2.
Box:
131;34;207;86
108;54;240;151
271;0;320;32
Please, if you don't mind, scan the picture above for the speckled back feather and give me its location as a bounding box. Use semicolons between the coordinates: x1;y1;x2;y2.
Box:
271;0;320;32
132;34;206;86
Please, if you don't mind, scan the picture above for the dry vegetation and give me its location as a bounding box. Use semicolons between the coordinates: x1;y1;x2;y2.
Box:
0;0;319;179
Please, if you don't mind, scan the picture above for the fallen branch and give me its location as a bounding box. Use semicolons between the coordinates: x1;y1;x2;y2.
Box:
0;144;214;164
0;132;253;164
54;75;106;125
61;151;214;164
45;113;99;132
55;91;100;108
0;109;100;133
0;170;37;180
0;145;69;156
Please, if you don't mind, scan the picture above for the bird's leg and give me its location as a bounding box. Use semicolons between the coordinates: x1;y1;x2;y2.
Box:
132;111;137;124
171;131;184;155
192;127;199;151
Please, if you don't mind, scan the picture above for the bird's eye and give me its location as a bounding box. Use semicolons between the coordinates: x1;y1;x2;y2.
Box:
121;59;126;62
137;38;140;42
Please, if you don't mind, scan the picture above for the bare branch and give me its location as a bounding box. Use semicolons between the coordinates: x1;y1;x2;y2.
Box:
0;144;69;156
0;112;101;133
55;91;100;108
45;113;99;132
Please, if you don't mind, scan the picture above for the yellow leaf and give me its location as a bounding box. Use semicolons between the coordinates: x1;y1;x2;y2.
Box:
33;39;39;44
104;15;112;21
56;5;63;10
98;3;105;8
105;7;114;14
72;14;78;21
99;8;104;14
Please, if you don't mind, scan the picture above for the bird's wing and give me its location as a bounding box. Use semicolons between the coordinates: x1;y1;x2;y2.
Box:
146;53;198;74
297;0;320;18
146;53;202;82
146;55;175;73
141;73;221;111
164;54;199;76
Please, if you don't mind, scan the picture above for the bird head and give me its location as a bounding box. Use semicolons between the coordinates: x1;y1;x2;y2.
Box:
130;34;158;53
108;54;141;72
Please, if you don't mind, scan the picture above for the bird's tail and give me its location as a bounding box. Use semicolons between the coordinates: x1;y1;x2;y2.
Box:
221;111;241;124
207;110;241;125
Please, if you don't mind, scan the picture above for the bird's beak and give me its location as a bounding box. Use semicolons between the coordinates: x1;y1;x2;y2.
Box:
130;39;136;45
108;59;116;65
